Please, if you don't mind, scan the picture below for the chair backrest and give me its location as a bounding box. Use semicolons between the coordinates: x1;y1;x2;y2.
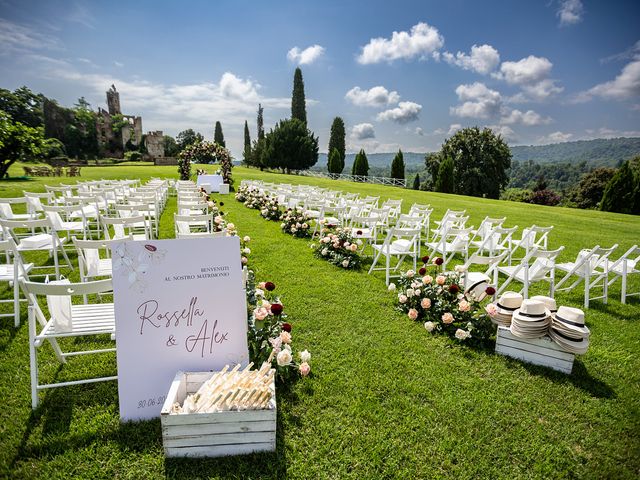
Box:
526;246;565;280
464;251;508;270
610;245;640;275
101;215;149;240
174;213;213;235
72;236;129;277
23;191;54;214
23;278;113;301
385;227;420;253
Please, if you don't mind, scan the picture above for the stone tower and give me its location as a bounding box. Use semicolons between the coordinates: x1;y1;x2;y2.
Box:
106;84;121;115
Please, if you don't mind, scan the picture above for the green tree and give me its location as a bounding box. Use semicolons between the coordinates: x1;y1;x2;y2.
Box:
328;117;345;173
291;67;307;124
0;111;44;178
176;129;204;151
257;104;265;140
243;120;252;164
263;118;318;173
437;127;511;198
214;121;225;147
352;149;369;177
250;104;266;169
435;156;454;193
327;148;341;175
412;173;421;190
163;135;179;157
600;160;639;214
0;86;44;128
390;149;405;180
571;167;617;209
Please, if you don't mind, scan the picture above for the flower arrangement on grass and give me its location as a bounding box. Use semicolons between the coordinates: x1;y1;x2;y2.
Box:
246;271;311;382
311;223;362;269
390;257;494;346
235;185;264;209
260;196;282;221
280;208;313;238
234;185;252;203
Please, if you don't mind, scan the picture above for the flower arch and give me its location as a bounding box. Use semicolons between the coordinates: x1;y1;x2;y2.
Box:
178;141;233;185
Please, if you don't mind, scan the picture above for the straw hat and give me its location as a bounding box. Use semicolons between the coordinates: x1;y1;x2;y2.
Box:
510;299;552;339
530;295;557;313
551;306;589;336
491;291;523;326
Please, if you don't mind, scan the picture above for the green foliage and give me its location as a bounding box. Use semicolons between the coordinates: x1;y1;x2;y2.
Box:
600;159;640;214
390;149;405;180
571;167;617;209
291;67;307;124
528;188;561;206
434;156;454;193
0;110;45;178
412;173;420;190
508;159;590;191
250;137;266;170
163;135;179;157
500;187;532;203
41;137;66;159
110;113;128;134
176;128;204;151
327;117;345;173
327;148;341;175
243;120;251;164
214;121;225;147
436;127;511;198
257;103;265;140
0;86;44;128
263;118;318;172
124;151;142;162
179;141;234;184
352;149;369;177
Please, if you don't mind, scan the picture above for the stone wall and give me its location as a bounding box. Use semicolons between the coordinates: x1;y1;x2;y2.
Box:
145;130;165;158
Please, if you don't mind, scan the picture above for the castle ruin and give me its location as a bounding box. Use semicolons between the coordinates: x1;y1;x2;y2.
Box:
96;85;143;157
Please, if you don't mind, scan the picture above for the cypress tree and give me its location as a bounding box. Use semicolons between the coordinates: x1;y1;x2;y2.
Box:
213;121;225;147
435;156;454;193
328;148;341;175
257;104;265;140
600;161;636;214
413;173;421;190
353;149;369;177
328;117;345;173
243;120;251;164
351;153;360;176
390;149;405;180
291;67;307;124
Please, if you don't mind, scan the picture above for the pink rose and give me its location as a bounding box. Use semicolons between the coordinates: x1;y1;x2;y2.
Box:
254;307;269;321
422;275;432;284
458;300;471;312
398;294;408;304
408;308;419;320
406;270;415;278
258;282;267;289
485;303;498;316
350;244;358;252
436;275;446;285
299;362;311;377
421;298;432;309
442;312;454;324
280;331;292;344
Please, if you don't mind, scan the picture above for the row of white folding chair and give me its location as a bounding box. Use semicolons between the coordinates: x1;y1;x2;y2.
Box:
430;210;468;244
0;197;35;221
496;246;565;298
101;214;151;241
0;238;33;326
368;227;421;285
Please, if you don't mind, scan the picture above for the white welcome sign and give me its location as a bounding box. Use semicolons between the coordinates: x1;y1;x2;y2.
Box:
112;237;249;421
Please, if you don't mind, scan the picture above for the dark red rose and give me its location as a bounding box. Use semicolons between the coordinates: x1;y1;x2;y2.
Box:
356;230;363;235
219;201;224;206
449;284;460;294
144;244;157;252
264;282;276;291
282;322;292;332
418;267;427;275
270;303;283;315
205;195;211;201
485;286;496;296
434;257;444;266
422;255;430;263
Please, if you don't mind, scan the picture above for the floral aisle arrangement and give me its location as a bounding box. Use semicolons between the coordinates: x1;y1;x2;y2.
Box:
235;185;265;209
311;224;362;270
390;258;494;346
260;196;283;221
246;271;311;382
280;208;313;238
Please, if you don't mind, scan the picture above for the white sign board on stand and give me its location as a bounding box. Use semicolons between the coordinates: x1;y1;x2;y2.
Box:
112;237;249;422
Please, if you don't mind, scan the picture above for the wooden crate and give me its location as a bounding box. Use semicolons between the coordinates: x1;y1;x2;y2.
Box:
160;371;276;458
495;326;575;374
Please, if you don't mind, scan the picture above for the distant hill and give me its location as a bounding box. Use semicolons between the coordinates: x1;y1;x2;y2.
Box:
314;137;640;172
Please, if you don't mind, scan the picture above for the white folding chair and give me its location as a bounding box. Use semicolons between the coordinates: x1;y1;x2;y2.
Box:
174;213;214;237
426;226;473;271
0;197;34;221
607;245;640;304
368;227;420;285
101;214;151;241
42;204;88;242
22;278;116;409
23;191;54;218
511;225;553;262
381;199;403;221
349;215;379;253
497;246;565;298
555;245;618;308
0;238;33;326
458;251;508;301
72;236;129;282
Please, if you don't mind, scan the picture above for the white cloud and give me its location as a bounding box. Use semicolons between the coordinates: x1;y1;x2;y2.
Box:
500;108;552;126
345;86;400;107
600;40;640;64
287;44;325;65
486;125;517;141
66;2;96;29
376;101;422;123
351;123;376;140
538;131;573;144
443;44;500;75
415;127;424;136
557;0;584;26
0;18;61;55
357;22;444;64
450;82;502;119
576;58;640;102
114;61;124;68
585;127;640;139
219;72;260;101
447;124;462;135
497;55;553;85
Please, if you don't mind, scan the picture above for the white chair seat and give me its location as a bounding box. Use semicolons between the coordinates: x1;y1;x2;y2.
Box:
351;228;375;240
426;241;467;253
0;262;33;279
60;221;85;231
18;235;67;251
465;271;490;284
71;206;99;219
38;303;115;340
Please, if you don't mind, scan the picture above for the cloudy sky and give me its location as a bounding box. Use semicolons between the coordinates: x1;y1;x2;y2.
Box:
1;0;639;158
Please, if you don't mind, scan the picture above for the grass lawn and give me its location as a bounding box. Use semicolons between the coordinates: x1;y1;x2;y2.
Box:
0;163;639;479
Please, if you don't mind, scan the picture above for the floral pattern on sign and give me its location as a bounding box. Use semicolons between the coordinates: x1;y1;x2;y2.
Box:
113;242;167;293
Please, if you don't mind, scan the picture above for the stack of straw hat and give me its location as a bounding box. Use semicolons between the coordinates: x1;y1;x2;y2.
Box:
490;291;523;327
510;299;552;339
549;306;590;354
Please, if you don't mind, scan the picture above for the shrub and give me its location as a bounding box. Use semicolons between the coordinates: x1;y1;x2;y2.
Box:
124;151;142;161
528;189;561;206
500;188;532;203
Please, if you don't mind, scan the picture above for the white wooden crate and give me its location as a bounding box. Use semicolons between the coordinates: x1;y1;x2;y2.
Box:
495;326;575;374
160;371;276;458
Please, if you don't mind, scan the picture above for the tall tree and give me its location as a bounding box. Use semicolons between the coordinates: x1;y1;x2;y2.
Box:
243;120;252;164
0;111;44;178
213;121;225;147
263;118;318;173
600;160;639;214
252;104;266;169
413;173;421;190
257;103;265;140
163;135;179;157
435;156;454;193
291;67;307;124
176;129;204;151
390;149;405;180
0;86;44;128
352;149;369;177
327;148;341;175
328;117;345;173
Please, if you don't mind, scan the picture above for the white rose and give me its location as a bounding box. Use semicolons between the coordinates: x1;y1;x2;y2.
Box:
388;283;397;292
281;223;286;228
299;350;311;363
255;288;264;297
243;236;251;242
406;288;415;298
454;265;467;273
415;289;421;296
342;259;350;268
321;248;329;256
243;247;251;254
277;349;292;366
424;321;435;332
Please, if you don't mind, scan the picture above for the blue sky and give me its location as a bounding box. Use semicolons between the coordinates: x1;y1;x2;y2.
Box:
1;0;639;158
